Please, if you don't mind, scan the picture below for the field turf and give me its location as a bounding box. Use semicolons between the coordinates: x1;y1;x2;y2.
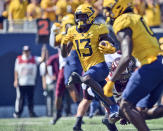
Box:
0;116;163;131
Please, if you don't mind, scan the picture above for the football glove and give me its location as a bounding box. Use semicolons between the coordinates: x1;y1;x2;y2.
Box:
103;80;114;97
61;34;74;45
55;33;63;44
98;41;116;54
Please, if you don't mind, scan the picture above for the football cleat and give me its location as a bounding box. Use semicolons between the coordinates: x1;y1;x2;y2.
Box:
109;112;120;124
13;112;20;118
102;118;118;131
73;126;83;131
29;112;38;118
50;113;62;125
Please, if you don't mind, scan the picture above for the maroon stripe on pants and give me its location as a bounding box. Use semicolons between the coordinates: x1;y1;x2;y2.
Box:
55;68;66;97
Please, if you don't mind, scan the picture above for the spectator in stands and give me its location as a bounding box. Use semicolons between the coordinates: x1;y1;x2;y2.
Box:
8;0;28;31
40;0;57;22
0;0;5;29
27;0;42;21
133;0;146;16
159;0;163;23
55;0;72;21
13;45;45;118
40;52;59;117
8;0;28;21
0;0;11;29
144;0;161;28
1;0;11;20
67;0;81;13
93;0;103;16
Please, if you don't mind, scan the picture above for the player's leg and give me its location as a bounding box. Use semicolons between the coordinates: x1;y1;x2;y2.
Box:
69;68;114;107
120;99;149;130
65;51;82;103
69;67;119;114
83;79;119;131
120;58;163;130
136;80;163;120
26;86;37;117
13;86;25;118
137;105;163;120
46;90;54;116
102;111;118;131
73;83;95;131
51;68;65;125
73;98;92;131
64;64;79;102
67;84;81;102
89;99;100;118
161;93;163;105
71;62;119;130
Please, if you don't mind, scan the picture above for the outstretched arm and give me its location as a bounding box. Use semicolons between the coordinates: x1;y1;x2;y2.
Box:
110;28;133;82
103;28;133;97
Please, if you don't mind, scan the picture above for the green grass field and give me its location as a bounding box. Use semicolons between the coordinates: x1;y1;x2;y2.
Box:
0;116;163;131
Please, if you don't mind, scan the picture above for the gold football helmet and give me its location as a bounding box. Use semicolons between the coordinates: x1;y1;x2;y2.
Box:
103;0;133;19
61;14;75;33
75;4;96;29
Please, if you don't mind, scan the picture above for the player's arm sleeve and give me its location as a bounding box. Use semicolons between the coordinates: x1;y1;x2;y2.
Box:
47;65;53;76
14;59;19;72
35;56;42;64
49;24;58;48
49;27;56;48
113;16;132;35
39;62;46;76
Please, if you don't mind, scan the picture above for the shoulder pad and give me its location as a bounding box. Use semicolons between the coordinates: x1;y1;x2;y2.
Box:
113;14;132;34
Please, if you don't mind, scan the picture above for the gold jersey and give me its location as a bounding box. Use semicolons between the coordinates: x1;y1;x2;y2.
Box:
67;24;108;71
8;0;28;20
40;0;56;21
113;13;161;66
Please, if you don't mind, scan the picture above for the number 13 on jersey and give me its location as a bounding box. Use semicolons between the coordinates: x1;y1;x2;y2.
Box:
75;39;93;57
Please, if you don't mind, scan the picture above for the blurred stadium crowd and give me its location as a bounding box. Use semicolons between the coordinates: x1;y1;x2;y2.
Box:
0;0;163;32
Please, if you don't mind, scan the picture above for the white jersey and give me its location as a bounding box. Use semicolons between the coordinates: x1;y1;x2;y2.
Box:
40;62;54;85
15;55;41;86
104;52;121;66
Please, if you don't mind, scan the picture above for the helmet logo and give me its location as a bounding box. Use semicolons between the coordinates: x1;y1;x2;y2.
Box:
88;7;95;17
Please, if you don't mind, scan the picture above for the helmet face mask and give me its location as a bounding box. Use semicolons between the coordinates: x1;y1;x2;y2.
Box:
75;13;89;29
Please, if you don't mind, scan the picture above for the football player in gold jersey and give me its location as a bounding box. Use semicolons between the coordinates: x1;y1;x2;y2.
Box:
103;0;163;130
49;14;83;125
61;4;118;131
